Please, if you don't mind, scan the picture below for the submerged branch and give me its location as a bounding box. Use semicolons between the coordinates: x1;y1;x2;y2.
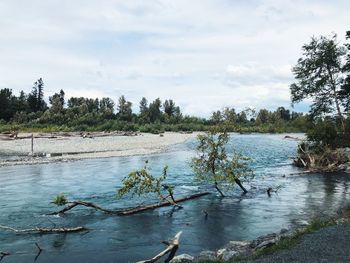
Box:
0;252;10;262
0;225;87;234
118;192;210;216
49;200;117;215
50;192;210;216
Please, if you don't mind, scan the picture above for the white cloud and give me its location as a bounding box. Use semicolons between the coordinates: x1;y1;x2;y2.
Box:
0;0;349;116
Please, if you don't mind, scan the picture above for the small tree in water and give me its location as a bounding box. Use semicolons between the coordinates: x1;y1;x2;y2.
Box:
117;161;180;207
191;128;252;197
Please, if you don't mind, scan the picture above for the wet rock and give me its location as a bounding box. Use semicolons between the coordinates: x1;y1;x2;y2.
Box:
251;233;280;250
217;241;252;260
339;147;350;156
217;248;238;261
196;250;216;261
280;228;289;235
170;254;194;263
279;228;290;238
338;163;350;171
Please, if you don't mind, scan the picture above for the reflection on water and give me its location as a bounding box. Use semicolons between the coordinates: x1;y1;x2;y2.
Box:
0;134;349;262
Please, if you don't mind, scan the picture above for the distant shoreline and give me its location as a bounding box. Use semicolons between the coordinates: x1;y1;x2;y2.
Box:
0;131;198;167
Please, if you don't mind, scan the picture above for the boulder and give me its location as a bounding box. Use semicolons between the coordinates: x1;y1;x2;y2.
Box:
217;240;252;261
170;254;194;263
196;250;216;261
252;233;280;250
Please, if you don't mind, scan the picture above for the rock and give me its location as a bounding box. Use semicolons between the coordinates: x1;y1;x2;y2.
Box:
216;240;252;261
170;254;194;263
339;147;350;157
279;228;290;238
255;238;278;250
251;233;280;250
196;250;216;261
217;248;238;261
338;163;349;171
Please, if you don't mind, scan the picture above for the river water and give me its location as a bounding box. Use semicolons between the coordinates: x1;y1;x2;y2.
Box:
0;134;349;262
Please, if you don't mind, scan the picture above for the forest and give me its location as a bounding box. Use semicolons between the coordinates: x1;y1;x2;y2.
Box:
0;78;310;134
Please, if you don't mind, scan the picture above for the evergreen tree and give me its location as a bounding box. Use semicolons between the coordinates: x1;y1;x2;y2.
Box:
28;78;47;112
0;88;14;121
117;95;133;121
139;97;149;123
148;98;162;122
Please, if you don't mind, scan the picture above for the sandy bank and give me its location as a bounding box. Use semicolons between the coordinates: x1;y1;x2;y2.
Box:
0;132;198;166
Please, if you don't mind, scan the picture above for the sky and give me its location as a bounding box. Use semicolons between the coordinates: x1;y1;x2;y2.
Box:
0;0;349;117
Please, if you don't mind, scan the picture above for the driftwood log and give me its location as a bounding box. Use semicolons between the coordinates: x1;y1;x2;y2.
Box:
118;192;209;216
0;225;87;234
50;192;210;216
137;231;182;263
49;200;116;215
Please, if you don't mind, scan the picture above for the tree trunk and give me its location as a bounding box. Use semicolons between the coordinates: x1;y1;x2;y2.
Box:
50;192;209;216
0;225;87;234
119;192;209;216
328;66;345;130
234;178;248;194
214;182;225;197
137;231;182;263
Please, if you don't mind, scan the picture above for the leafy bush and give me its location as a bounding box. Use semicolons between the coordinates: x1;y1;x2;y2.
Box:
53;193;68;206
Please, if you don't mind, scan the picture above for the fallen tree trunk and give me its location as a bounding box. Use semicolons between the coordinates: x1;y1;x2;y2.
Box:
0;225;87;234
137;231;182;263
50;192;210;216
49;200;116;215
118;192;210;216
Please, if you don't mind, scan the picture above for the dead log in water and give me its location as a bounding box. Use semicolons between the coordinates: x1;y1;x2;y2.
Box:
0;225;87;234
117;192;210;216
50;192;210;216
49;200;116;215
137;231;182;263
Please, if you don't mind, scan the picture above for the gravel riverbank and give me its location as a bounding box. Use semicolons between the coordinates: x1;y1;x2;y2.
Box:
0;132;198;166
245;223;350;263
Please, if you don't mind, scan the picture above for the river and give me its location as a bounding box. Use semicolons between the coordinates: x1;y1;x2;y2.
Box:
0;133;349;262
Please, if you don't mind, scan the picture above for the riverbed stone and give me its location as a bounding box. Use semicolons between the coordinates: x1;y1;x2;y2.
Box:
217;248;238;261
195;250;216;261
251;233;280;250
170;254;194;263
216;240;253;260
279;228;289;236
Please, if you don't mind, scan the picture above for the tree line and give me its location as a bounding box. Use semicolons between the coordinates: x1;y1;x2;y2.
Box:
0;79;309;133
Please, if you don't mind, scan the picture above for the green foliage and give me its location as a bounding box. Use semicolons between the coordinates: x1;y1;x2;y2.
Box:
341;31;350;113
307;119;338;147
191;128;252;191
53;193;68;206
117;161;173;201
290;34;346;122
0;78;310;133
117;95;133;121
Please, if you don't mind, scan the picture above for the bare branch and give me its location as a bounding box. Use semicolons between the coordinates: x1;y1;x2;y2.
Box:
137;231;182;263
0;225;87;234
